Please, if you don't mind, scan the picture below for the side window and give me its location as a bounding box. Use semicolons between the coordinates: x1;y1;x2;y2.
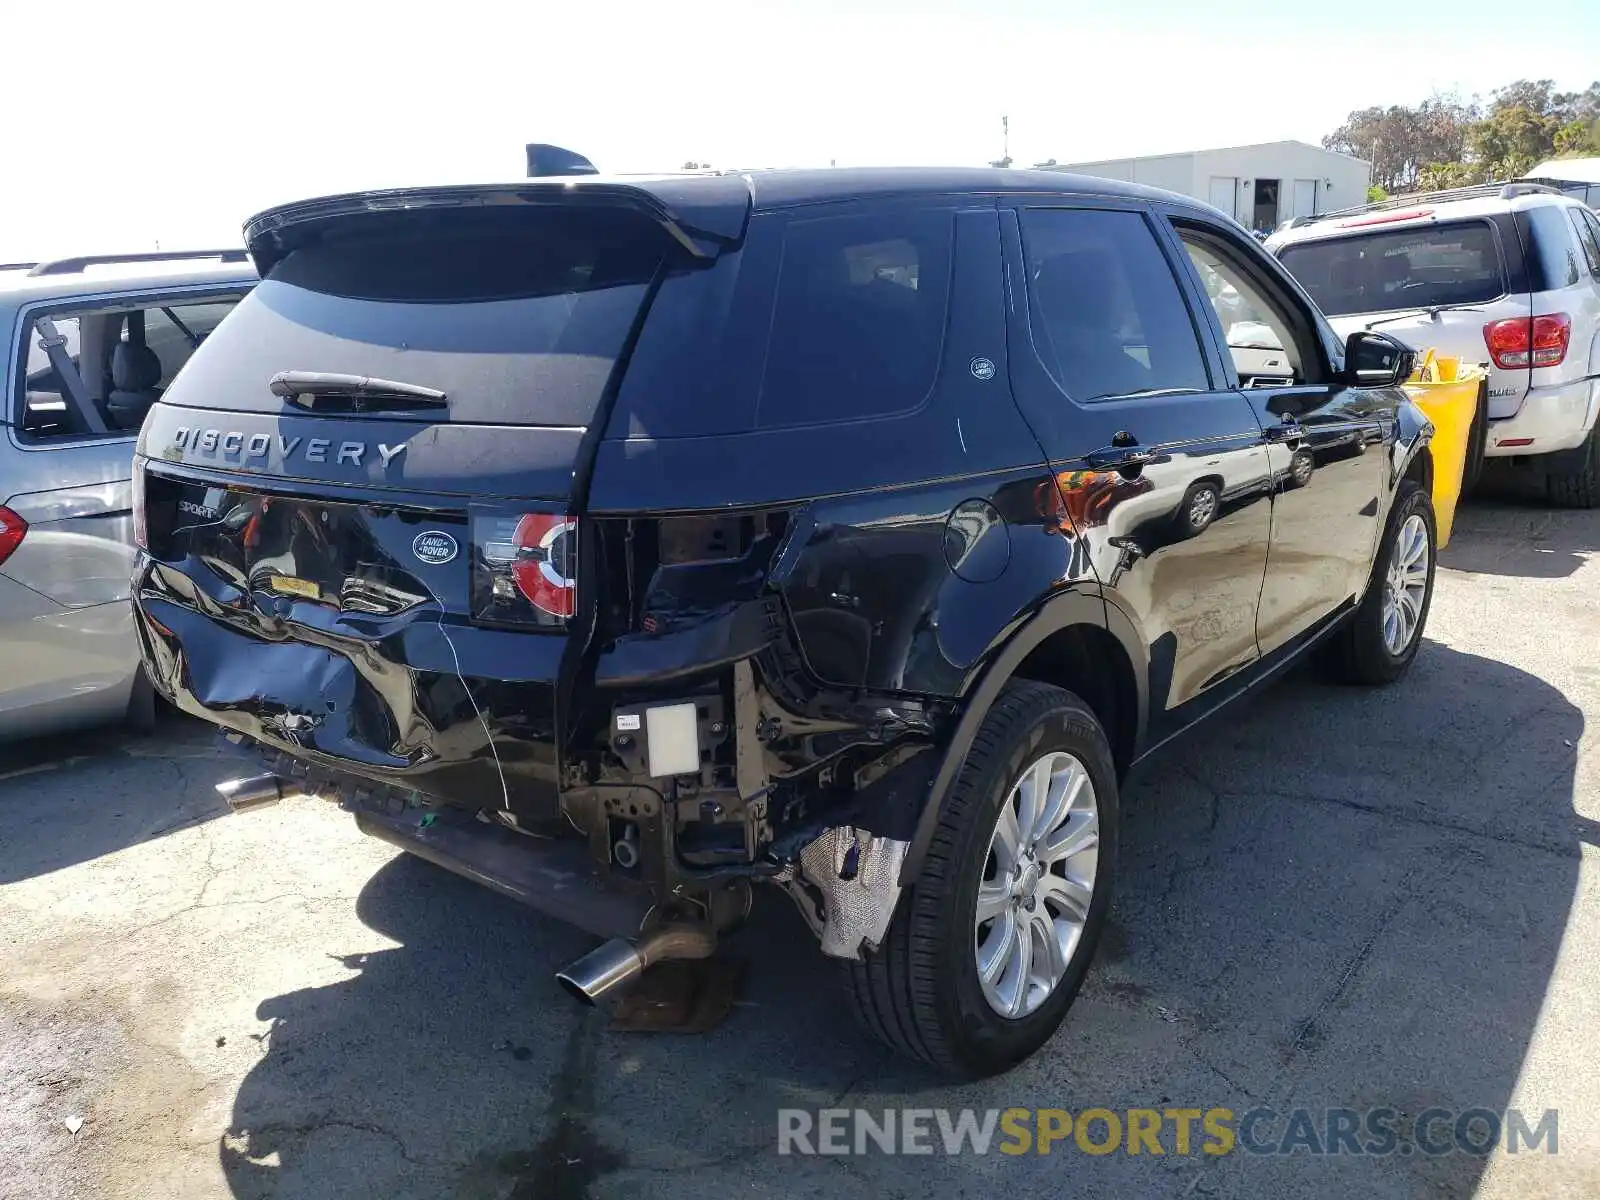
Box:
756;209;951;428
142;301;242;385
19;315;83;438
1571;209;1600;280
1019;207;1209;402
15;294;244;441
1179;231;1320;387
1522;206;1582;291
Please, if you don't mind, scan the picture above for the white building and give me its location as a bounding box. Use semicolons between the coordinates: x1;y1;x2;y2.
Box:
1040;140;1373;232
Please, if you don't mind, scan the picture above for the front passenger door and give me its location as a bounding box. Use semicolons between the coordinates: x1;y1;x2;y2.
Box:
1161;214;1392;657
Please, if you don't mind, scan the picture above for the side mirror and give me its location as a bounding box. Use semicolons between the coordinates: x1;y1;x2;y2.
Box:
1341;330;1414;389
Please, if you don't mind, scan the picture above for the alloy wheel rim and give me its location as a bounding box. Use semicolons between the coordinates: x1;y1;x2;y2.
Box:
1189;489;1217;528
974;751;1100;1019
1381;513;1430;655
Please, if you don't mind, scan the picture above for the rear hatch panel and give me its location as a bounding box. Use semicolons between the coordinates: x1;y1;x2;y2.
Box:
138;471;567;812
134;181;751;817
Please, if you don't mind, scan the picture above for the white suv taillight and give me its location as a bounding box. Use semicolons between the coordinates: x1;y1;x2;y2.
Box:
131;455;148;550
0;505;26;567
471;508;577;628
1483;314;1572;369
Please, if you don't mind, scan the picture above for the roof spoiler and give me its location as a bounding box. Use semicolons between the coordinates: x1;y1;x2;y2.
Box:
526;143;599;178
243;178;751;275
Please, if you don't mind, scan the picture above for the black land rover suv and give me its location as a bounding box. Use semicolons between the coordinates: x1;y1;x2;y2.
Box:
131;167;1435;1077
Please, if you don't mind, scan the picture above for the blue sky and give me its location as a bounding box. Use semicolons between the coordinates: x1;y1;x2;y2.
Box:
3;0;1597;261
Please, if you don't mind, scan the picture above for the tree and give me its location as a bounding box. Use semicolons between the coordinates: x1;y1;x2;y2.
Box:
1323;79;1600;193
1323;92;1477;192
1470;103;1559;177
1417;161;1488;190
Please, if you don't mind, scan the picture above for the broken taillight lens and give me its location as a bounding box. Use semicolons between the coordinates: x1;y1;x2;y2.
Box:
471;508;577;628
0;505;26;567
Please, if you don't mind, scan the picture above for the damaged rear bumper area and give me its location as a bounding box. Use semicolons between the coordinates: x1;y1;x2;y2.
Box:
134;556;951;963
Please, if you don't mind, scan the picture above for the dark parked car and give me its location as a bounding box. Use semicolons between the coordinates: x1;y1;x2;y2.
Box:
131;166;1434;1077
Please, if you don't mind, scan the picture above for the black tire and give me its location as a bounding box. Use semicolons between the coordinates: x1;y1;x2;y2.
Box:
1319;480;1436;685
124;667;158;736
1545;424;1600;509
843;680;1117;1078
1460;382;1488;496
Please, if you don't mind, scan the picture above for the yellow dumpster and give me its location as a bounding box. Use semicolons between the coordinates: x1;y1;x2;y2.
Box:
1402;351;1484;549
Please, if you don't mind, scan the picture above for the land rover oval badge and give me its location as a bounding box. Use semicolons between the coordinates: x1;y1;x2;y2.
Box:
412;531;458;565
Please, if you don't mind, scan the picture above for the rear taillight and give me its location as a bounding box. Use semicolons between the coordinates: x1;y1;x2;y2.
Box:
131;455;148;550
0;505;26;567
1483;314;1572;369
471;508;576;628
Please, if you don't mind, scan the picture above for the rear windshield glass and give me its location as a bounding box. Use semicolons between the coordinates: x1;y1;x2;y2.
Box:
1277;220;1505;316
164;206;672;426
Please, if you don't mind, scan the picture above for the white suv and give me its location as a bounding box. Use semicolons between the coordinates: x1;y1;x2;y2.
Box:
1269;183;1600;505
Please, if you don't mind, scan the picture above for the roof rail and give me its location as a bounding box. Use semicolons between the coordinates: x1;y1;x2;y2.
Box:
1281;179;1566;232
27;248;249;277
0;262;39;272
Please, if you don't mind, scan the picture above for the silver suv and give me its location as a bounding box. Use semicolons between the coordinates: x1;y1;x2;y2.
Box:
0;251;255;739
1269;183;1600;505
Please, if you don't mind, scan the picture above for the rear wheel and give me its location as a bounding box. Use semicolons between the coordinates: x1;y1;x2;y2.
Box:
1545;424;1600;509
124;667;157;736
1460;382;1488;496
1320;481;1435;685
843;681;1116;1077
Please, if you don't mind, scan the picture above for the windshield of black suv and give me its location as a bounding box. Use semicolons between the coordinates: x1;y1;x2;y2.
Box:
1277;219;1507;316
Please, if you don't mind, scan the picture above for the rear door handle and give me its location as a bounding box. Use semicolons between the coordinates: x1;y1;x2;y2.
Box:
1087;431;1158;473
1086;447;1158;472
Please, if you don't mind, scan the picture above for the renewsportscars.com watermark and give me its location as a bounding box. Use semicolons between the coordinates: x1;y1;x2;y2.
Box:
777;1107;1559;1157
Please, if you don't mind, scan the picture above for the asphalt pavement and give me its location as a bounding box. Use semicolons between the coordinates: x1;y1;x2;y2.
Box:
2;497;1598;1200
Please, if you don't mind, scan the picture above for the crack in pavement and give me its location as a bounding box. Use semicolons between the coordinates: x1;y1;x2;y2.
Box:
120;892;359;942
1250;785;1585;859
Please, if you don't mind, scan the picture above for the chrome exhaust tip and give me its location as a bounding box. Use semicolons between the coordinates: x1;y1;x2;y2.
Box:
216;773;290;814
555;922;717;1005
556;939;647;1005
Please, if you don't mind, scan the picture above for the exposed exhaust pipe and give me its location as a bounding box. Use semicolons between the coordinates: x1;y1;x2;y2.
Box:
556;922;717;1005
215;773;291;814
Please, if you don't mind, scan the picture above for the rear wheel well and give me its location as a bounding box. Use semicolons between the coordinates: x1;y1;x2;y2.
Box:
1403;445;1433;495
1010;624;1138;777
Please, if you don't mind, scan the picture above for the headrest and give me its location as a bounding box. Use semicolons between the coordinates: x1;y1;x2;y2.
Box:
111;342;161;392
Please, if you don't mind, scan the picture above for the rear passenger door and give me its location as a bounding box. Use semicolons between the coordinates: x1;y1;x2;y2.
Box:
1160;211;1391;656
999;202;1273;741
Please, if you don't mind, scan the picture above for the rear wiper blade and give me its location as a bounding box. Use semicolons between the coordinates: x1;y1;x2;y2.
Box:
269;371;448;411
1364;304;1484;330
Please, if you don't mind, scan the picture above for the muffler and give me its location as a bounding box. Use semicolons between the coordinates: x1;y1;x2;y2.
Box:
556;922;717;1005
215;774;291;814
